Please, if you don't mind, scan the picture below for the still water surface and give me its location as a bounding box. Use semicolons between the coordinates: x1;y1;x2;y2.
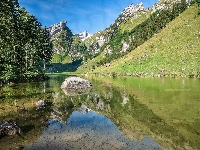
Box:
0;75;199;149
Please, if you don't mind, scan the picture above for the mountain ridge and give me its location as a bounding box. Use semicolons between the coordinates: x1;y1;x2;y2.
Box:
47;0;200;77
76;0;200;77
84;3;200;77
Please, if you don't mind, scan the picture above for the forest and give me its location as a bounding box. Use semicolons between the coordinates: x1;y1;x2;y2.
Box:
0;0;53;83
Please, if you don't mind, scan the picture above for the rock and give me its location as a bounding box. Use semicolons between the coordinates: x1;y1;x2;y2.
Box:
75;31;92;41
48;21;67;37
35;100;46;107
96;100;104;110
120;2;144;20
121;42;129;53
62;88;91;96
76;104;91;114
96;36;105;46
61;77;92;89
0;120;21;137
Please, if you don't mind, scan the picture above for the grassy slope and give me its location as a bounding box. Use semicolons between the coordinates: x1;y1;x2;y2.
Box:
92;4;200;77
83;30;105;47
119;13;148;33
76;13;149;73
51;54;72;64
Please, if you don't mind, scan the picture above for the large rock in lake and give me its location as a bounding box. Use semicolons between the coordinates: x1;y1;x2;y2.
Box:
61;77;92;89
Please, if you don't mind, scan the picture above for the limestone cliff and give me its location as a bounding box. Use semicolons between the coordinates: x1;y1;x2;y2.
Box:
75;31;92;41
48;21;67;38
48;21;90;62
83;2;146;56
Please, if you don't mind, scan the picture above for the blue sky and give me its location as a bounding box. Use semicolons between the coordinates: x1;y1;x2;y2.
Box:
18;0;158;34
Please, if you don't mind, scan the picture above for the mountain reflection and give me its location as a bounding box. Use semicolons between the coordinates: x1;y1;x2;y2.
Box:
1;75;199;149
52;76;198;150
28;108;161;150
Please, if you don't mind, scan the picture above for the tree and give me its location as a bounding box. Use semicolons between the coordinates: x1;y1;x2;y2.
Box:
0;0;53;82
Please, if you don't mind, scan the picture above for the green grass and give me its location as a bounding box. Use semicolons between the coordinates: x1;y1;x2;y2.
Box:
92;4;200;77
83;30;105;47
61;55;72;64
119;13;148;33
76;53;105;73
51;54;72;64
51;54;62;63
76;13;150;73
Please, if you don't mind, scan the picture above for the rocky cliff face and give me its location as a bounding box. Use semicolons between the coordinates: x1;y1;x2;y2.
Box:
75;31;92;41
48;21;67;37
48;21;91;61
83;0;193;58
120;2;144;21
151;0;191;13
48;21;73;55
83;2;145;56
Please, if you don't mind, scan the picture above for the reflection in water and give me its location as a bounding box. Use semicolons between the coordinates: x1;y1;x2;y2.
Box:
0;75;200;149
28;109;161;150
62;87;91;96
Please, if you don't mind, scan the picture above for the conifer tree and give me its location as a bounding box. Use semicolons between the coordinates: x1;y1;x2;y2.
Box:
0;0;53;82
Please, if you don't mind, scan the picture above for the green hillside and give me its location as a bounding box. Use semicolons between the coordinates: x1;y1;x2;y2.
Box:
86;4;200;78
119;13;148;33
77;11;150;73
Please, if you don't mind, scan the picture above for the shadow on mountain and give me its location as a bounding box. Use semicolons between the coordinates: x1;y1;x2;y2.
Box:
48;59;82;72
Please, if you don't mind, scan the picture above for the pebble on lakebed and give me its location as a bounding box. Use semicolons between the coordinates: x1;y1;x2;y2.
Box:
35;99;46;107
60;77;92;89
0;120;21;137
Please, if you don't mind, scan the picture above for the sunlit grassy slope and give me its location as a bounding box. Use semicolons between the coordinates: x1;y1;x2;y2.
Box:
92;4;200;77
119;13;148;33
51;54;72;64
76;13;149;73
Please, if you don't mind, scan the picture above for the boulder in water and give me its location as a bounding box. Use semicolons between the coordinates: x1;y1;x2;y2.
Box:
61;77;92;89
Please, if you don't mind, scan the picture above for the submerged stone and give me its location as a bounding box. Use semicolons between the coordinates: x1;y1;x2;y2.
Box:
0;120;21;138
35;100;46;107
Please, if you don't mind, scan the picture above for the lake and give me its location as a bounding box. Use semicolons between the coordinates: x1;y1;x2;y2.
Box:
0;75;199;150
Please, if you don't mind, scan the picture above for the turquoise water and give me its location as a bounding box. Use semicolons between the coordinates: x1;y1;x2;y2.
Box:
0;75;199;149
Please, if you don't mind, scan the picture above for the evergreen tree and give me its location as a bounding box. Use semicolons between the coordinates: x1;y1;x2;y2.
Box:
0;0;53;82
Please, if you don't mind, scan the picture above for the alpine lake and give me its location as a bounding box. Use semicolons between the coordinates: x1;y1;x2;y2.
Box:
0;75;200;150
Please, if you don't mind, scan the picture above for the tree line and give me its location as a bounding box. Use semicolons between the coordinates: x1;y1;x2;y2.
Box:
0;0;53;83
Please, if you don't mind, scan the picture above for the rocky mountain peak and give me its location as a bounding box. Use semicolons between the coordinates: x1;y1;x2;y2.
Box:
121;2;144;18
151;0;192;13
75;31;92;41
48;20;67;37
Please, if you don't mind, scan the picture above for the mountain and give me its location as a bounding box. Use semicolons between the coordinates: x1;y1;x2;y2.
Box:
48;21;68;38
78;1;200;77
47;0;199;76
48;21;73;55
82;2;146;57
48;2;157;63
48;21;89;64
83;0;189;58
76;0;200;78
75;31;92;41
